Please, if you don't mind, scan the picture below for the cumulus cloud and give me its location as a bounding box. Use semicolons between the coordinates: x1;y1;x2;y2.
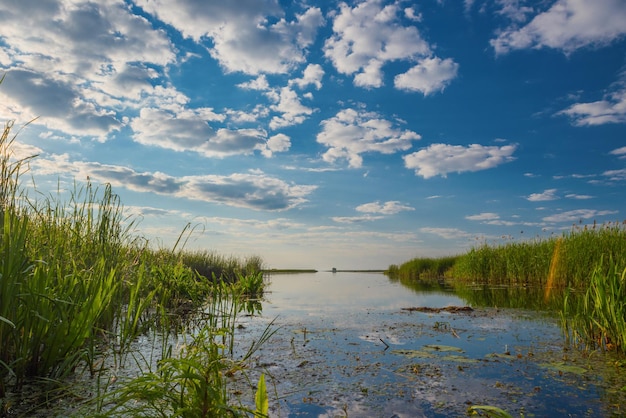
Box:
394;57;459;95
356;201;414;215
289;64;325;90
526;188;559;202
135;0;324;75
324;0;458;90
1;70;122;138
269;86;315;129
33;154;315;211
317;108;421;168
542;209;618;223
491;0;626;54
237;75;271;91
403;143;517;178
130;107;289;158
0;0;176;139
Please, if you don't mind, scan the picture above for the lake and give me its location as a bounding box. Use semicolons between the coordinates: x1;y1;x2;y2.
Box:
232;271;624;417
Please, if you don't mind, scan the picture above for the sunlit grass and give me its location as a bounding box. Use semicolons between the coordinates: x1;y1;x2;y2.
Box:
562;257;626;353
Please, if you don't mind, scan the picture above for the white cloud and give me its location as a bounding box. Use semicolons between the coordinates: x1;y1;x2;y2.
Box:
610;146;626;158
269;87;315;129
419;227;473;240
491;0;626;54
403;143;517;178
603;168;626;181
237;75;271;91
317;108;421;168
356;201;414;215
323;0;431;88
542;209;618;223
0;70;122;139
289;64;325;90
526;188;559;202
394;57;459;95
558;87;626;126
565;194;593;200
331;214;385;223
136;1;324;75
262;133;292;158
466;212;500;221
0;0;176;139
130;107;288;158
33;154;315;211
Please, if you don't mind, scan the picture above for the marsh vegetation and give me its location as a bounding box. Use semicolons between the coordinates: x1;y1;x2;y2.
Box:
0;117;270;416
388;223;626;355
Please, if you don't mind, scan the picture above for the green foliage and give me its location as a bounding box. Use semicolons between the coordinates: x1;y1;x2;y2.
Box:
0;101;270;413
254;374;269;418
389;255;459;282
468;404;514;418
562;257;626;353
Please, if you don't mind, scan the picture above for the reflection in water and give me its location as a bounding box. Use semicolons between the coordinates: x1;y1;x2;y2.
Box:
232;271;622;417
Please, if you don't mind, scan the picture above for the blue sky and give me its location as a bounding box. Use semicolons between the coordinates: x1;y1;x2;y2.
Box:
1;0;625;270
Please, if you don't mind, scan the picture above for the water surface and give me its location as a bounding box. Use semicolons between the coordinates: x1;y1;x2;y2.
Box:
233;271;622;417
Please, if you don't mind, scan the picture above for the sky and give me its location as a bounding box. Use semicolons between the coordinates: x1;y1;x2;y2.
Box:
0;0;625;270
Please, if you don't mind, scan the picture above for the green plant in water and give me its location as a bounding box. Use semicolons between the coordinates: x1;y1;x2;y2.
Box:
468;404;514;417
562;257;626;353
254;374;269;418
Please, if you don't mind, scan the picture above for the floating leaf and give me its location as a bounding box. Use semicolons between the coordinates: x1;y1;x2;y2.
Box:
391;349;436;359
423;344;464;353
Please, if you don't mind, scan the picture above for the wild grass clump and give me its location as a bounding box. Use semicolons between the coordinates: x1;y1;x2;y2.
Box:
387;255;459;282
179;250;264;284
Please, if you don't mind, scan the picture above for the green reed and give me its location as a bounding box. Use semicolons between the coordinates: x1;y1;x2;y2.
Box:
561;257;626;353
93;283;276;418
387;255;458;282
0;105;269;414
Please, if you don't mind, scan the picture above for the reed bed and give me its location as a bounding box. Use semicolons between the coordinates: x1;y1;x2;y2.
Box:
390;223;626;354
449;223;626;287
561;257;626;353
0;111;269;415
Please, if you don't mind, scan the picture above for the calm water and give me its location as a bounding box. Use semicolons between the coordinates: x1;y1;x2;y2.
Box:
233;271;622;417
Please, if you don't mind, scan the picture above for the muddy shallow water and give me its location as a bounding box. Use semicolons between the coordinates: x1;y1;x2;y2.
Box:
231;271;624;417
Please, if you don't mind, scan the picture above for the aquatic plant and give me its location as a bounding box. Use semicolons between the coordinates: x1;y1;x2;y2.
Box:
562;257;626;353
0;96;269;414
387;255;458;282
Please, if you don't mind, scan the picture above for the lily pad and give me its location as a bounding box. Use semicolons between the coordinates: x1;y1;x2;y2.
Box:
423;344;464;353
441;354;479;364
391;349;437;359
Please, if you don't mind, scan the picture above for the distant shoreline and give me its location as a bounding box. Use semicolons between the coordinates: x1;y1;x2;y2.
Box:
263;269;385;274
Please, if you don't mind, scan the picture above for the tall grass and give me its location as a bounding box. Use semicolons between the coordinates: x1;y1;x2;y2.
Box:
387;255;458;282
0;103;269;414
561;257;626;352
391;223;626;353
